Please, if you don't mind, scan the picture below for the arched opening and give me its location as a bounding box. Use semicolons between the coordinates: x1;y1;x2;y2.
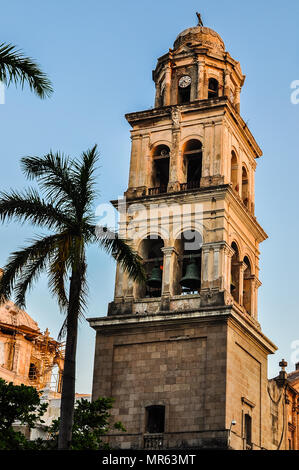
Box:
231;151;239;193
182;140;202;190
231;242;240;303
137;236;164;298
208;78;219;98
241;166;249;208
174;230;202;295
149;145;170;195
178;75;191;104
243;256;252;315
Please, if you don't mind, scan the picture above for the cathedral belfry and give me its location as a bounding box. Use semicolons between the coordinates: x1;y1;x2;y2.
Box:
89;16;278;450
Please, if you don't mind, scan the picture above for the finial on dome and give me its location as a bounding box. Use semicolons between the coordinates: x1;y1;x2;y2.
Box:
196;12;203;27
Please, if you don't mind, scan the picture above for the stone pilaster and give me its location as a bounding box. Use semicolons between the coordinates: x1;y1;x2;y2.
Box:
161;246;178;297
197;59;205;100
168;107;181;192
164;63;172;106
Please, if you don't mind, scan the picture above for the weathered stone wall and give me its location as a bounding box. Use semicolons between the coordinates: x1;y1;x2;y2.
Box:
92;315;228;449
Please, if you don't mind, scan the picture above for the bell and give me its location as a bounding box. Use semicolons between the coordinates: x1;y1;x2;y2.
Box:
180;258;201;290
147;262;162;288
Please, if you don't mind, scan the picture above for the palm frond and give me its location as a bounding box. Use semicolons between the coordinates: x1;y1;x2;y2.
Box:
48;234;72;313
0;233;65;305
0;188;73;230
0;42;53;99
92;225;146;283
21;153;79;212
72;145;99;216
13;252;50;307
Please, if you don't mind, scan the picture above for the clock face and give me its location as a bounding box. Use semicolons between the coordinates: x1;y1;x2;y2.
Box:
179;75;191;88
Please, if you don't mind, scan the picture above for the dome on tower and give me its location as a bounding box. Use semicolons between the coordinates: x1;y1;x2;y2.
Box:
173;26;225;53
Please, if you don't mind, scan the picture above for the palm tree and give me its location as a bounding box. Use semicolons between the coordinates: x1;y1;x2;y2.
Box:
0;145;145;449
0;42;53;98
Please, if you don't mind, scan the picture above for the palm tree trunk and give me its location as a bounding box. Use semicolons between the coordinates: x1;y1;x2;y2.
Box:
58;268;81;450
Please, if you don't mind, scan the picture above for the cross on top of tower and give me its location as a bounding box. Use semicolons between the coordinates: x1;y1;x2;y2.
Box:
279;359;288;371
196;12;203;27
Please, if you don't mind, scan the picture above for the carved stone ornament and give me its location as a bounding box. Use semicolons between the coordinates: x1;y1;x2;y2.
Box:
171;107;181;128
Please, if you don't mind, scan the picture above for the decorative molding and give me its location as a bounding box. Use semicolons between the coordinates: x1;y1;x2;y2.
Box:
242;396;256;409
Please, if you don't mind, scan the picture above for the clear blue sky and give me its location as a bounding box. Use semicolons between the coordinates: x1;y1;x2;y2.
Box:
0;1;298;392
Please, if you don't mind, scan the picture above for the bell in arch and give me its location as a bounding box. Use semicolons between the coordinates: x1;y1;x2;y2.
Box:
147;262;162;288
180;258;201;291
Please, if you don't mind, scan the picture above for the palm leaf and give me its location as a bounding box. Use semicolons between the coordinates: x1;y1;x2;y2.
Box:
0;188;73;230
21;153;79;212
0;42;53;99
72;145;99;217
91;225;146;283
0;233;67;305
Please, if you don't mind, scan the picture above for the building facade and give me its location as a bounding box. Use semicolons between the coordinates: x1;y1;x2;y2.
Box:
89;16;298;450
0;270;64;394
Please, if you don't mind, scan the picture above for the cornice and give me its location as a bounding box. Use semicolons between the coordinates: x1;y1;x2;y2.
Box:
87;305;277;355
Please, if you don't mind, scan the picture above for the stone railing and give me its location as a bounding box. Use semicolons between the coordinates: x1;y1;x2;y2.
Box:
143;433;164;449
180;181;201;191
148;186;167;196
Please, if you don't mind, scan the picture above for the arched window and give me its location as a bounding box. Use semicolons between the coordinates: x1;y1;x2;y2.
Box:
231;151;239;193
137;236;164;299
182;140;202;190
174;230;202;295
208;78;219;98
150;145;170;195
231;242;240;303
243;256;252;315
242;166;249;208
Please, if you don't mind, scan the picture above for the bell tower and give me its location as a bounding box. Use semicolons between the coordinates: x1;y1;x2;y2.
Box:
89;15;277;450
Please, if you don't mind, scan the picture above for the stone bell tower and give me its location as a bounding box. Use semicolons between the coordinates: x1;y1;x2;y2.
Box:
89;15;277;450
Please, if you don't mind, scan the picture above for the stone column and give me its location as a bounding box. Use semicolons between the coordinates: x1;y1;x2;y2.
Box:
225;244;236;294
128;135;141;191
168;107;181;192
201;245;211;290
155;81;161;108
253;277;262;319
197;59;205;100
212;243;221;288
114;264;124;301
138;134;150;191
224;69;231;98
202;122;213;183
164;63;172;106
213;120;223;178
161;246;178;297
235;86;241;113
238;261;248;307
